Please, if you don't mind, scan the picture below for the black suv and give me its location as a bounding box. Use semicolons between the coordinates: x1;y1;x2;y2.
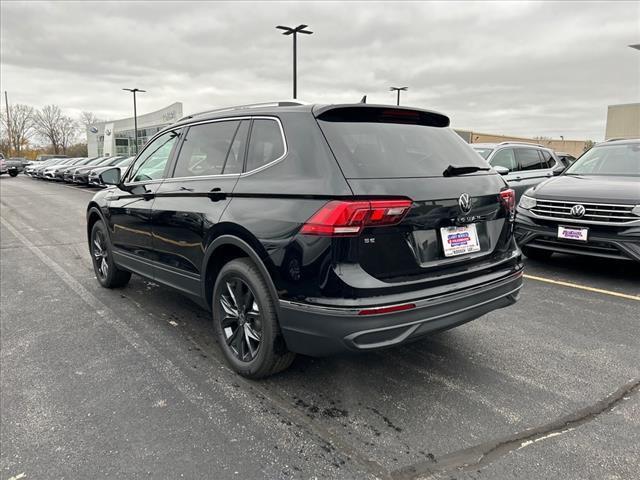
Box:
87;102;523;378
516;138;640;262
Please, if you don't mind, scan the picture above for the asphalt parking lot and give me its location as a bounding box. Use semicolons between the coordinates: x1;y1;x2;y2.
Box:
1;175;639;480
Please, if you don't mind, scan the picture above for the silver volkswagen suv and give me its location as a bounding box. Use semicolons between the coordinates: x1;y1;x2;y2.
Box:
472;142;565;201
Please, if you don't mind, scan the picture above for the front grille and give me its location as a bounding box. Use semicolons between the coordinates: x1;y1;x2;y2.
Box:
529;235;632;260
531;200;637;225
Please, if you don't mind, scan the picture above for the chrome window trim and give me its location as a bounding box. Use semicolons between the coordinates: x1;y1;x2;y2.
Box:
166;115;288;180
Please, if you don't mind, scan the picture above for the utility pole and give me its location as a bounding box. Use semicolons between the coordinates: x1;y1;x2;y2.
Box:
276;24;313;99
122;88;146;154
4;91;12;156
389;86;408;106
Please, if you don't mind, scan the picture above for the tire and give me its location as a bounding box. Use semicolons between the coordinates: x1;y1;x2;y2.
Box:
521;245;553;261
90;220;131;288
212;258;295;378
9;171;18;177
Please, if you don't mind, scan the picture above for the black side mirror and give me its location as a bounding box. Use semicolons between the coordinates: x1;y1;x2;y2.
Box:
493;166;510;175
99;167;121;186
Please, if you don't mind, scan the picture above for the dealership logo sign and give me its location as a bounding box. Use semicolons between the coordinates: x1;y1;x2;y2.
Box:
162;111;177;122
105;129;112;136
458;193;472;214
570;204;586;218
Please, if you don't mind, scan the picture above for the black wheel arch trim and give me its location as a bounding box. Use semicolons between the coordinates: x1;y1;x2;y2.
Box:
86;203;111;245
201;235;281;314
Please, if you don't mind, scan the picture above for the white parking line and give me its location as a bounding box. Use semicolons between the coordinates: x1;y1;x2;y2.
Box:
524;274;640;302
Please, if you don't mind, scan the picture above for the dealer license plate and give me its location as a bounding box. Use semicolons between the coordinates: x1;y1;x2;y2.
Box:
440;224;481;257
558;225;588;242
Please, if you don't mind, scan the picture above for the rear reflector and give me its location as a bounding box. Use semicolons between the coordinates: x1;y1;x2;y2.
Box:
358;303;416;316
499;189;516;215
300;199;413;236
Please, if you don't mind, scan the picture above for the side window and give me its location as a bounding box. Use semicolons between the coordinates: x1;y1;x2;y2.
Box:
245;119;285;172
490;148;517;171
539;150;554;169
516;148;543;171
126;130;179;183
173;121;240;178
222;121;249;174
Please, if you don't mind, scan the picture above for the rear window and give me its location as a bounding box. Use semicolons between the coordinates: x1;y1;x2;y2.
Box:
318;116;488;178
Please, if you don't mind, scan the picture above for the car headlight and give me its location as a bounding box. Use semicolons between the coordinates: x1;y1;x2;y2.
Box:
519;195;537;210
632;204;640;216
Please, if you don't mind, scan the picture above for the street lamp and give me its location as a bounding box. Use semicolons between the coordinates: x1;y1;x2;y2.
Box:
122;88;146;154
389;86;408;106
276;24;313;99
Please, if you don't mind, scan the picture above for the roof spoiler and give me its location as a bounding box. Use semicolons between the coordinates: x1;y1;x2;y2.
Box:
313;104;450;127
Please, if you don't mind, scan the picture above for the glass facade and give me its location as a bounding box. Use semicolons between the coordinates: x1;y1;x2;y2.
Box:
114;127;164;156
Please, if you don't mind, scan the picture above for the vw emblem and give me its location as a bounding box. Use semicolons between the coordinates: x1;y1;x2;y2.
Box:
105;129;112;136
458;193;472;214
571;204;586;218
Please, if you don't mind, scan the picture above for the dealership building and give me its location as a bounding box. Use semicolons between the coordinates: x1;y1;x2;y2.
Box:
87;102;183;157
605;103;640;140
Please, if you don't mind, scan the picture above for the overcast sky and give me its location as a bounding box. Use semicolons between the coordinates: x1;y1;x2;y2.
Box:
1;1;638;140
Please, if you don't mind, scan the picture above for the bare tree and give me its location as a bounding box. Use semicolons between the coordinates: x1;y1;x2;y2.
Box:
1;104;35;154
34;105;63;153
80;111;103;129
59;116;79;154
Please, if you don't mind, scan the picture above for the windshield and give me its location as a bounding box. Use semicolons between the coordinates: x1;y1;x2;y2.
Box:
565;143;640;176
472;147;493;160
318;121;488;178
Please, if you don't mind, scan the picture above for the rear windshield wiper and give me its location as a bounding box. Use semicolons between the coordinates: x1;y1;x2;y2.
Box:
443;165;491;177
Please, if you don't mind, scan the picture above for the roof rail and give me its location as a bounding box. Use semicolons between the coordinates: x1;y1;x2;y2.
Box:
178;100;309;122
497;141;544;147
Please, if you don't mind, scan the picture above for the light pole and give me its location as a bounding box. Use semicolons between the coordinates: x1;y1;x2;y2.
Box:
276;24;313;99
122;88;146;154
389;86;408;106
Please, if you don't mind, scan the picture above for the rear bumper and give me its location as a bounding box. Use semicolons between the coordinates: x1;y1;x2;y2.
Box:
515;212;640;262
278;268;523;356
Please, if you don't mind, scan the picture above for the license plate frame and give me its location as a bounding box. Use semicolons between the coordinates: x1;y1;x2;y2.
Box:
557;225;588;242
440;224;481;257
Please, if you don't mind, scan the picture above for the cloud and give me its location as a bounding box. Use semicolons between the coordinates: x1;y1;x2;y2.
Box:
1;0;638;140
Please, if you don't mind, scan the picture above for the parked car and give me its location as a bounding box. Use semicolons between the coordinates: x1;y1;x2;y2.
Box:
50;157;95;180
63;156;110;182
555;151;577;167
89;157;134;187
40;157;81;179
87;101;523;378
515;138;640;262
31;158;73;178
43;158;82;180
5;157;28;176
472;142;565;201
0;157;8;176
73;156;126;184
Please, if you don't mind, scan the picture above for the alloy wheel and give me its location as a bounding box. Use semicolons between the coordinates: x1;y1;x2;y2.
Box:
92;230;109;280
219;277;262;362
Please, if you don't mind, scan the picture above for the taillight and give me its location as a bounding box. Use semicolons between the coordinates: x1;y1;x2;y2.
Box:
300;199;413;236
499;189;516;218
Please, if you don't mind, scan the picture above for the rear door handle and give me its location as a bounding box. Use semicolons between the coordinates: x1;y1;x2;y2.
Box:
142;192;155;201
